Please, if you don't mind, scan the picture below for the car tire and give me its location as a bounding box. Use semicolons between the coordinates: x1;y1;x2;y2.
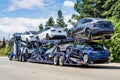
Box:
26;38;29;42
66;48;70;54
59;55;65;66
85;29;92;40
83;54;89;64
53;56;59;65
46;34;50;40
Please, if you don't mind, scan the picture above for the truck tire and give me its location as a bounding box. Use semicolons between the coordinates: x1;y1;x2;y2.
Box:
53;56;59;65
59;55;65;66
21;55;26;62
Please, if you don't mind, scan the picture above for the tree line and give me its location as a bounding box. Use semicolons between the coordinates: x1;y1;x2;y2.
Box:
38;10;67;32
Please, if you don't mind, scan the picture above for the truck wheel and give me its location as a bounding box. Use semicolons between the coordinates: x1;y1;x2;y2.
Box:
21;55;26;62
59;55;65;66
18;55;22;62
8;54;13;61
53;56;59;65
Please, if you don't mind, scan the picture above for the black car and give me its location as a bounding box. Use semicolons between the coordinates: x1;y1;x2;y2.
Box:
68;18;114;39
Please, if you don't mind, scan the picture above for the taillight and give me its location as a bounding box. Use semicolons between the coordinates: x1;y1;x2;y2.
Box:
51;29;56;32
93;23;96;27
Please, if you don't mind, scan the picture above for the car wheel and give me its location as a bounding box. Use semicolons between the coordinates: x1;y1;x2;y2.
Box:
83;54;89;64
66;48;70;54
53;56;59;65
85;29;92;40
46;34;50;40
26;38;29;42
59;55;65;66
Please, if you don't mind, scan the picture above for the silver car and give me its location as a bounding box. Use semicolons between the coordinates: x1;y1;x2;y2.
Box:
69;18;114;39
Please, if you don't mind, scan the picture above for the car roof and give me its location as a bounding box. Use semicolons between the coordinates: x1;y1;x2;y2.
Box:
45;26;63;28
83;18;108;21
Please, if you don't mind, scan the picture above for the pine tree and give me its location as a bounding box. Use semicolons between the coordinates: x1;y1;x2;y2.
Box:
2;37;6;48
39;23;43;32
102;0;120;21
45;16;55;26
56;10;67;28
73;0;107;20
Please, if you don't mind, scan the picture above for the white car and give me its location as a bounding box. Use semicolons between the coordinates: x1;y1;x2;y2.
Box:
21;31;39;42
39;26;67;40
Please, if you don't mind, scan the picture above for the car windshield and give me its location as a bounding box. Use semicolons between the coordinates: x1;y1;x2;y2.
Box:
87;42;104;50
96;21;113;28
30;31;39;35
52;26;60;28
13;33;22;36
75;43;91;49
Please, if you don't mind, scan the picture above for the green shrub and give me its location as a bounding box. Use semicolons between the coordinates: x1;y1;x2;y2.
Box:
105;18;120;62
0;43;10;56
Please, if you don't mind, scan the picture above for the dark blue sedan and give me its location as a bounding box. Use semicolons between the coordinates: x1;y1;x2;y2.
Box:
65;41;110;64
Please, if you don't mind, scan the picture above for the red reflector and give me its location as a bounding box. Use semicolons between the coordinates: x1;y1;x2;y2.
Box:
79;62;83;65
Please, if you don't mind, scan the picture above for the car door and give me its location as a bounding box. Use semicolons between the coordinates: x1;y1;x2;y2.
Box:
73;19;87;36
78;19;89;35
81;19;93;34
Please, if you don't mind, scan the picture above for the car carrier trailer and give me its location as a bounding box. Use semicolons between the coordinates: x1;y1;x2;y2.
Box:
8;35;110;66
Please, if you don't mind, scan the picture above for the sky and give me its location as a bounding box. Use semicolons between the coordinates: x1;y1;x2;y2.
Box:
0;0;77;40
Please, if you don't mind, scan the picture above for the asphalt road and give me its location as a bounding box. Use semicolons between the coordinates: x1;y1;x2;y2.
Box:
0;57;120;80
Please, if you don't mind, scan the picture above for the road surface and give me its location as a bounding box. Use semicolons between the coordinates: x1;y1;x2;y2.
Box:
0;57;120;80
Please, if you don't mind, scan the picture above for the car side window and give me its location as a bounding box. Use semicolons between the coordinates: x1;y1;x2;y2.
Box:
42;27;50;32
26;32;30;35
23;32;26;35
77;19;86;26
85;19;93;23
82;43;91;49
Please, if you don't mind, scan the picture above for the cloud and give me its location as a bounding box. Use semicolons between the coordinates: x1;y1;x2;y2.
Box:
0;15;74;40
0;17;47;39
5;0;55;12
63;0;74;8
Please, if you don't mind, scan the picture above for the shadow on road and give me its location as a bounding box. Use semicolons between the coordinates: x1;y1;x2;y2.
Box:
63;64;120;70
